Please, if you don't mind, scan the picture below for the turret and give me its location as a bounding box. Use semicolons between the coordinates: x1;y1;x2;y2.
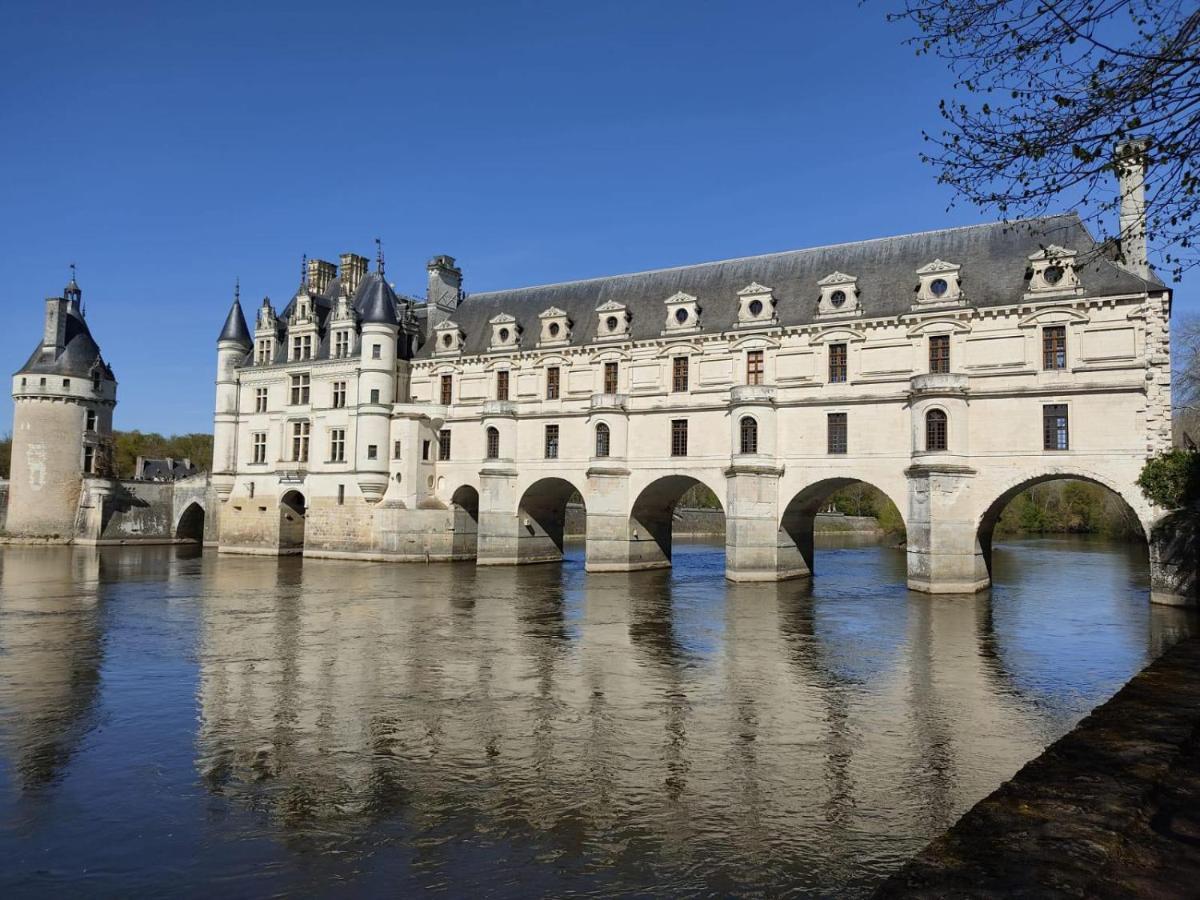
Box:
213;282;251;500
355;268;400;503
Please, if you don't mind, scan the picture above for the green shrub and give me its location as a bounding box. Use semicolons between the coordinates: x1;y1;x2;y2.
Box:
1137;449;1200;510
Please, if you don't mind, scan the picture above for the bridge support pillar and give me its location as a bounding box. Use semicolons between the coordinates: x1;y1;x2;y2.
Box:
906;464;989;594
725;464;803;582
1149;510;1199;606
477;466;560;565
584;466;672;571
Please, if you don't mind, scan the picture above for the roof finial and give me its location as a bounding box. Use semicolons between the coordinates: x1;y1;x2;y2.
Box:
301;253;308;287
375;237;385;276
234;276;240;304
69;262;77;284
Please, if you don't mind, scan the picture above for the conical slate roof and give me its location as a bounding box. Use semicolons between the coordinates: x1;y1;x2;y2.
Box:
16;302;110;379
218;298;252;347
354;271;401;325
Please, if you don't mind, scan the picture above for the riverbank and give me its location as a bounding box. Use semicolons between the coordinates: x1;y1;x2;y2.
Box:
877;634;1200;898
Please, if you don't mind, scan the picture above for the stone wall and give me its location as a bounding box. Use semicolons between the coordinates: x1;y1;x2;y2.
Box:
0;478;8;532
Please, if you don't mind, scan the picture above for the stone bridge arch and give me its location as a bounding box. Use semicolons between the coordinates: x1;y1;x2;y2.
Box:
174;500;206;543
448;484;481;559
779;475;909;578
624;473;727;572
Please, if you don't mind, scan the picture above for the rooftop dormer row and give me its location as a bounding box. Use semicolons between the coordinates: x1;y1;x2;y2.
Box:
430;247;1085;356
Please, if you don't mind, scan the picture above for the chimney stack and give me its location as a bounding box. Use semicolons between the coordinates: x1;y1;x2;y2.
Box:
307;258;337;295
427;254;463;308
1116;138;1150;279
339;253;368;295
42;296;68;356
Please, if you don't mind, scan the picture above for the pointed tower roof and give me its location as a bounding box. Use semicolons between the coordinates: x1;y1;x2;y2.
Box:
354;271;400;326
218;282;252;347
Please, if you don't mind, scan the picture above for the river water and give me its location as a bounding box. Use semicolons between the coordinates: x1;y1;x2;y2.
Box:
0;537;1194;897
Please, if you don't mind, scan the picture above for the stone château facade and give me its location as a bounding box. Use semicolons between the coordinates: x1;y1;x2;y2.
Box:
207;150;1187;601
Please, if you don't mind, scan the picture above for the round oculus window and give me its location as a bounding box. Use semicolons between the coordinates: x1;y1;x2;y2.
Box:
830;290;847;308
441;333;452;347
1043;265;1064;285
606;315;619;331
675;307;689;324
498;327;510;342
930;278;948;296
548;322;560;337
748;299;763;316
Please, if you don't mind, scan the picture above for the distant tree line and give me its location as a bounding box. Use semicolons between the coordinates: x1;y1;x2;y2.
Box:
0;433;9;479
112;431;212;479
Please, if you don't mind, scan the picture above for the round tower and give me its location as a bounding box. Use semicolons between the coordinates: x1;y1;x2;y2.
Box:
8;277;117;537
354;270;400;503
213;283;252;501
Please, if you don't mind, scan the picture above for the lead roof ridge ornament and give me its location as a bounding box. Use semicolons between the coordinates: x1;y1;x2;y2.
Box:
916;259;961;274
737;281;773;295
816;271;857;285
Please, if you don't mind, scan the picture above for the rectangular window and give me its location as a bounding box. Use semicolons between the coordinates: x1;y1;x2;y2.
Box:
291;421;310;463
370;388;380;404
486;427;500;460
332;381;346;409
85;410;97;431
1043;404;1069;450
604;361;619;394
438;429;451;461
671;419;688;457
368;444;378;460
929;335;950;374
334;331;349;359
827;413;848;454
393;440;402;459
256;339;272;365
63;378;70;388
672;356;689;392
371;343;381;360
440;374;452;405
293;335;312;361
1043;326;1067;370
829;344;847;383
546;366;560;399
255;387;268;412
746;350;764;386
289;373;310;405
252;432;267;464
544;424;559;459
337;484;345;506
83;446;95;474
496;369;510;401
422;440;430;461
330;428;345;462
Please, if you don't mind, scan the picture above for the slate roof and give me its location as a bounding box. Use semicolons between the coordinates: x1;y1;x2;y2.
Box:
136;457;199;481
17;301;114;380
415;214;1160;359
218;299;252;347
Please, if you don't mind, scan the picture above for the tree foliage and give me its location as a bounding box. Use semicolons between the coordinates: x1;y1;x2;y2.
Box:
889;1;1200;278
0;433;10;480
1138;448;1200;509
995;479;1142;535
111;431;212;479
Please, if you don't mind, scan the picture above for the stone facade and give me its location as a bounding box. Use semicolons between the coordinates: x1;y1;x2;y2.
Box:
210;166;1190;603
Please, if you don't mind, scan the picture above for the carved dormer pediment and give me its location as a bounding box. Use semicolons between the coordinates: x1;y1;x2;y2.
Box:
1026;245;1081;297
914;259;964;306
434;319;463;355
489;313;521;351
663;291;700;334
596;301;630;340
538;306;572;346
736;282;776;327
817;272;860;318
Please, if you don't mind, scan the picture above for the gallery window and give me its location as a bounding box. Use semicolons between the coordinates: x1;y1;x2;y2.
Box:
486;426;500;460
438;429;452;461
925;409;947;451
604;361;619;394
1043;404;1069;450
929;334;950;374
546;366;560;400
746;350;764;385
671;419;688;457
1043;326;1067;370
496;370;509;401
440;374;453;405
595;423;610;458
827;413;847;454
739;416;758;454
545;424;560;459
829;343;847;383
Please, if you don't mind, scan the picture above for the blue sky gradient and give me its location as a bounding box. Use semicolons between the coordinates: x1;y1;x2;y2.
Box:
1;1;1186;434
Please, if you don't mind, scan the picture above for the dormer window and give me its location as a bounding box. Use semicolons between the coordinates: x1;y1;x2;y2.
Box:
1026;245;1081;296
817;273;861;317
914;260;964;307
538;307;572;347
434;320;464;355
489;313;521;351
663;291;700;335
736;283;777;327
596;301;630;340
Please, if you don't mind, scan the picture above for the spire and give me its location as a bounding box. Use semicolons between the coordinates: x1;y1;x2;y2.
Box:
218;279;252;347
64;262;83;314
375;237;385;276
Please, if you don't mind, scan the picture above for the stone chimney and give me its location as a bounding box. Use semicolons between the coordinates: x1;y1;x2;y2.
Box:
427;254;463;308
1116;138;1150;279
42;296;68;355
307;258;337;295
340;253;368;295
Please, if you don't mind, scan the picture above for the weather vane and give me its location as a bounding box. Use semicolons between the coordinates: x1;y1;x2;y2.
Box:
375;237;385;276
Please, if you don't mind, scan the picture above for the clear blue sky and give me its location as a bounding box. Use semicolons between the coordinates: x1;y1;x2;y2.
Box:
1;1;1186;435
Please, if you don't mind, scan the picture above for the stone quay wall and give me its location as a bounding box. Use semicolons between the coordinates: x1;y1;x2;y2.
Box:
877;635;1200;898
0;478;8;532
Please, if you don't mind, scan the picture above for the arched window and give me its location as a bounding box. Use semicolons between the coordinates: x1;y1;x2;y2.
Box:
485;426;500;460
595;422;611;458
925;408;948;452
739;416;758;454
